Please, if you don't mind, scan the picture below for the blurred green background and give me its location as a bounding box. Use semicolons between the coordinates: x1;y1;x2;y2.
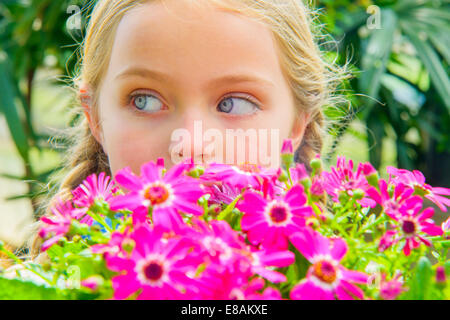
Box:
0;0;449;247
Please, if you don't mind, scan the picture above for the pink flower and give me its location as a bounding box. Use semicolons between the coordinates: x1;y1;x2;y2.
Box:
205;182;242;206
289;163;309;183
190;219;247;265
310;176;325;198
281;139;293;154
240;278;282;300
201;162;279;190
91;229;132;257
194;259;253;299
195;261;281;300
387;166;450;212
72;172;119;225
435;266;446;284
228;278;282;300
110;160;204;231
105;225;204;300
190;219;294;283
366;180;421;219
80;276;103;291
361;163;377;176
290;229;368;300
379;273;405;300
38;199;79;251
236;184;313;250
322;157;376;208
247;247;295;283
378;199;443;256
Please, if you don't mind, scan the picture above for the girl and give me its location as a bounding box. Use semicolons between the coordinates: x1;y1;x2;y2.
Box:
29;0;343;261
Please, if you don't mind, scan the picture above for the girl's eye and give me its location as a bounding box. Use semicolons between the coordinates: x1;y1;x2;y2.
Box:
217;96;260;115
130;93;165;113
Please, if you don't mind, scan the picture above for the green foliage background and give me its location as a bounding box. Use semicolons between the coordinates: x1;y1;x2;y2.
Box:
0;0;448;231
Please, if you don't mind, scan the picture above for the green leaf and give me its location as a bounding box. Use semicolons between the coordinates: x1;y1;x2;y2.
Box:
0;276;66;300
403;25;450;111
217;194;243;220
359;9;397;116
0;54;30;162
429;31;450;65
405;256;433;300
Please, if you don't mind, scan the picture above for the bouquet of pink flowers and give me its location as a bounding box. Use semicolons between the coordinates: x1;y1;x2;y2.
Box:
0;139;449;300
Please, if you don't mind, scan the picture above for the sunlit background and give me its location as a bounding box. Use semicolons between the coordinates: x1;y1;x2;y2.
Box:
0;0;449;248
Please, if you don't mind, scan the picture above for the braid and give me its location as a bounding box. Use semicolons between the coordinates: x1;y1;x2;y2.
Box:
27;117;110;260
294;110;325;172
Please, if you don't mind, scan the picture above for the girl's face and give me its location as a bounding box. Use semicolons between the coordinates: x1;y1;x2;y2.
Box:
88;1;309;176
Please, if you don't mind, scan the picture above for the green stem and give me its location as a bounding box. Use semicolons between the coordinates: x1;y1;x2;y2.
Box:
87;210;113;233
218;194;243;221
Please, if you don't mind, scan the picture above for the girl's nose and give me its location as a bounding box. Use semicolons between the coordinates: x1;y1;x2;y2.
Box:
168;107;216;166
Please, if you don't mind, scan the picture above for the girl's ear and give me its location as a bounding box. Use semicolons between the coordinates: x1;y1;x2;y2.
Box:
79;84;106;151
289;111;310;151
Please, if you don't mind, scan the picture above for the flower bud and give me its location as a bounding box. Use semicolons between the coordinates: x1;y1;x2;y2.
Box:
57;237;68;246
300;177;312;190
122;238;136;254
81;275;104;292
306;217;319;229
338;190;350;203
366;173;379;188
278;170;288;182
436;266;446;288
353;189;365;200
281;139;293;154
310;157;322;172
281;153;294;170
281;139;294;170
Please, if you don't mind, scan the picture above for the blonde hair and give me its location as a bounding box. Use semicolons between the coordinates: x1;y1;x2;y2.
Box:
28;0;345;258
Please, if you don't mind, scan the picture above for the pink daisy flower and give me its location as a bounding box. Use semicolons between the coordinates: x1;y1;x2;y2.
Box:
195;259;281;300
110;160;204;232
72;172;119;225
105;225;204;300
201;162;279;190
289;163;309;183
39;198;79;251
378;199;443;256
240;278;282;300
91;228;133;257
290;229;368;300
378;273;405;300
281;139;293;154
236;184;313;250
190;219;294;283
225;277;282;300
387;166;450;212
322;156;376;208
247;247;295;283
190;219;247;265
366;180;421;219
205;182;243;206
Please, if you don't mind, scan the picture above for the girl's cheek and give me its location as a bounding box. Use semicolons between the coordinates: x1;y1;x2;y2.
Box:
103;121;172;175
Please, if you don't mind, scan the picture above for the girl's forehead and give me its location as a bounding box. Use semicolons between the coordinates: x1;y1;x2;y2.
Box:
105;1;284;90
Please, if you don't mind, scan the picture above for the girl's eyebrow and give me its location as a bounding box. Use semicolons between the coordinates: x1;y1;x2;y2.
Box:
114;66;275;89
